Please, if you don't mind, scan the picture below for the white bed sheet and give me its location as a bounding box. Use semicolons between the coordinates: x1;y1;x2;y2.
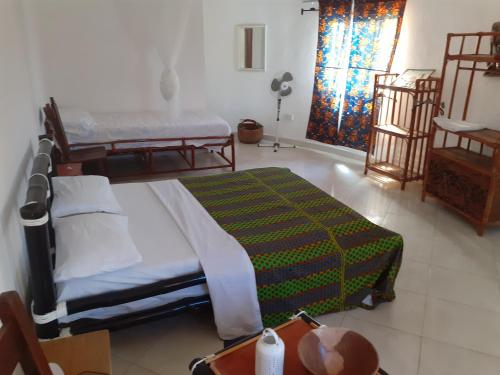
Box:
57;182;207;323
66;110;232;150
149;180;262;339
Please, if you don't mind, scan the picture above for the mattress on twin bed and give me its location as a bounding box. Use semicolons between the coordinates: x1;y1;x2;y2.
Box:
57;182;207;323
66;110;232;149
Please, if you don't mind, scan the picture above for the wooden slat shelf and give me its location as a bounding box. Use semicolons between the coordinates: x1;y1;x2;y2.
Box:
375;124;427;138
367;162;422;182
365;74;439;190
456;129;500;148
447;54;500;63
430;147;494;176
374;124;408;137
422;31;500;236
368;162;405;179
376;83;440;94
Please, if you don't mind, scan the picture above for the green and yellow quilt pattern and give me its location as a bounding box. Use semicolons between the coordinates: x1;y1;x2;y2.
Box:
180;168;403;327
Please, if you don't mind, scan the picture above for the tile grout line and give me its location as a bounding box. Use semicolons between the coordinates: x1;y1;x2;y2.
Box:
395;286;427;297
338;311;346;327
416;283;429;375
345;314;422;338
113;351;142;364
111;354;134;375
125;363;164;375
422;295;500;358
428;263;500;282
425;293;500;316
404;256;498;280
423;336;500;361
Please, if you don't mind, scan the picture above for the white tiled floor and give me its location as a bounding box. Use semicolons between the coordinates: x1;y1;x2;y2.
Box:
110;142;500;374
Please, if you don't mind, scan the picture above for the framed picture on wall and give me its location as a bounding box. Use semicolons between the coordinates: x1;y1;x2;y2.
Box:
390;69;435;89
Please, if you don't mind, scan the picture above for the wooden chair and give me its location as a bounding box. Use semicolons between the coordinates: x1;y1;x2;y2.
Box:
0;291;111;375
44;98;108;175
0;291;52;374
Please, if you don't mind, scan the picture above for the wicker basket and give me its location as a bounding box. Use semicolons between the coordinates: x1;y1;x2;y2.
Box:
237;119;264;144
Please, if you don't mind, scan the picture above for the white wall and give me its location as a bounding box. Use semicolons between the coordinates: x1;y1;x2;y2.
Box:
204;0;500;141
204;0;318;138
25;0;500;145
28;0;205;113
394;0;500;129
0;0;40;295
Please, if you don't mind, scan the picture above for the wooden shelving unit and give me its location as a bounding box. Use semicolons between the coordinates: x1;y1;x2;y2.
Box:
364;74;440;190
422;32;500;235
423;129;500;236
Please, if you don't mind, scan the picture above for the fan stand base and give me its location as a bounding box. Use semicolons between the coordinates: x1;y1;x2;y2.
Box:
258;142;296;152
258;95;296;152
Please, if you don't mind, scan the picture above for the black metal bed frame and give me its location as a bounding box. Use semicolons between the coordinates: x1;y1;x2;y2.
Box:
20;137;211;339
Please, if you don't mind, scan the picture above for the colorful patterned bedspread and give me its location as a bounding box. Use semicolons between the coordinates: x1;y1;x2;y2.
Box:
180;168;403;327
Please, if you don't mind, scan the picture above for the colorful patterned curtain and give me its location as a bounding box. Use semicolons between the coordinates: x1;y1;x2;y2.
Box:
306;0;353;145
306;0;406;151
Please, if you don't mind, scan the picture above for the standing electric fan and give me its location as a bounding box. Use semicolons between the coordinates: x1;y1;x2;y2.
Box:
258;72;296;152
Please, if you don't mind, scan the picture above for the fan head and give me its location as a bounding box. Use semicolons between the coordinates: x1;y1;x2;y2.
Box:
271;72;294;98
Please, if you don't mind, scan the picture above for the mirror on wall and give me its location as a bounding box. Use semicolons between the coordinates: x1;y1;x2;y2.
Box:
236;24;266;71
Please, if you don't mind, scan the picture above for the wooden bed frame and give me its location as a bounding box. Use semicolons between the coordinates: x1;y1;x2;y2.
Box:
45;98;236;178
21;137;211;339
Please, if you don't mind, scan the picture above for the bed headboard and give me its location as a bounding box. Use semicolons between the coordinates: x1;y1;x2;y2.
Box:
19;137;59;339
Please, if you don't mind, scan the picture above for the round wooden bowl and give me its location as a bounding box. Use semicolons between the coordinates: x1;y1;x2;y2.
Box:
298;327;379;375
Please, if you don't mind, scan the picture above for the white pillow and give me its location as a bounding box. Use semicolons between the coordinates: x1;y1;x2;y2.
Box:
59;107;96;137
53;213;142;282
51;176;123;218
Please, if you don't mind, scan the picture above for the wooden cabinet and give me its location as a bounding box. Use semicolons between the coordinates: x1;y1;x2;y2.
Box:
423;130;500;234
422;32;500;235
365;74;440;190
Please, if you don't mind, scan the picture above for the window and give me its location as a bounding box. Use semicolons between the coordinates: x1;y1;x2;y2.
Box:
306;0;406;151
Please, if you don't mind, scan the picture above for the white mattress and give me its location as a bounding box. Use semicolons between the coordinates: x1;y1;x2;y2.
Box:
57;182;207;322
66;110;232;149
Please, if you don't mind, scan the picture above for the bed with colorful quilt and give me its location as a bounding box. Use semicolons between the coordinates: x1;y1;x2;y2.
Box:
179;168;403;328
22;139;402;340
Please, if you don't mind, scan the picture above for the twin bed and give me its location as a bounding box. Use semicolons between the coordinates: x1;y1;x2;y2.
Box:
22;139;403;340
45;98;235;176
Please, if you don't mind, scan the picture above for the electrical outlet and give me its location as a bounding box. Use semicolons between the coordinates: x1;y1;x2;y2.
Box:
283;113;295;121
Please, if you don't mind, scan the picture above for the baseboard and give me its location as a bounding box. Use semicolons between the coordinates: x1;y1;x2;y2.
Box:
261;135;366;164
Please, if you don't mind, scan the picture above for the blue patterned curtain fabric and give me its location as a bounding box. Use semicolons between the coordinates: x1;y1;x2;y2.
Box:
306;0;406;151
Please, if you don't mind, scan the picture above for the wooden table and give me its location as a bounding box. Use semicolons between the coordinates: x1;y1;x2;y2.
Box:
190;314;388;375
40;330;111;375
